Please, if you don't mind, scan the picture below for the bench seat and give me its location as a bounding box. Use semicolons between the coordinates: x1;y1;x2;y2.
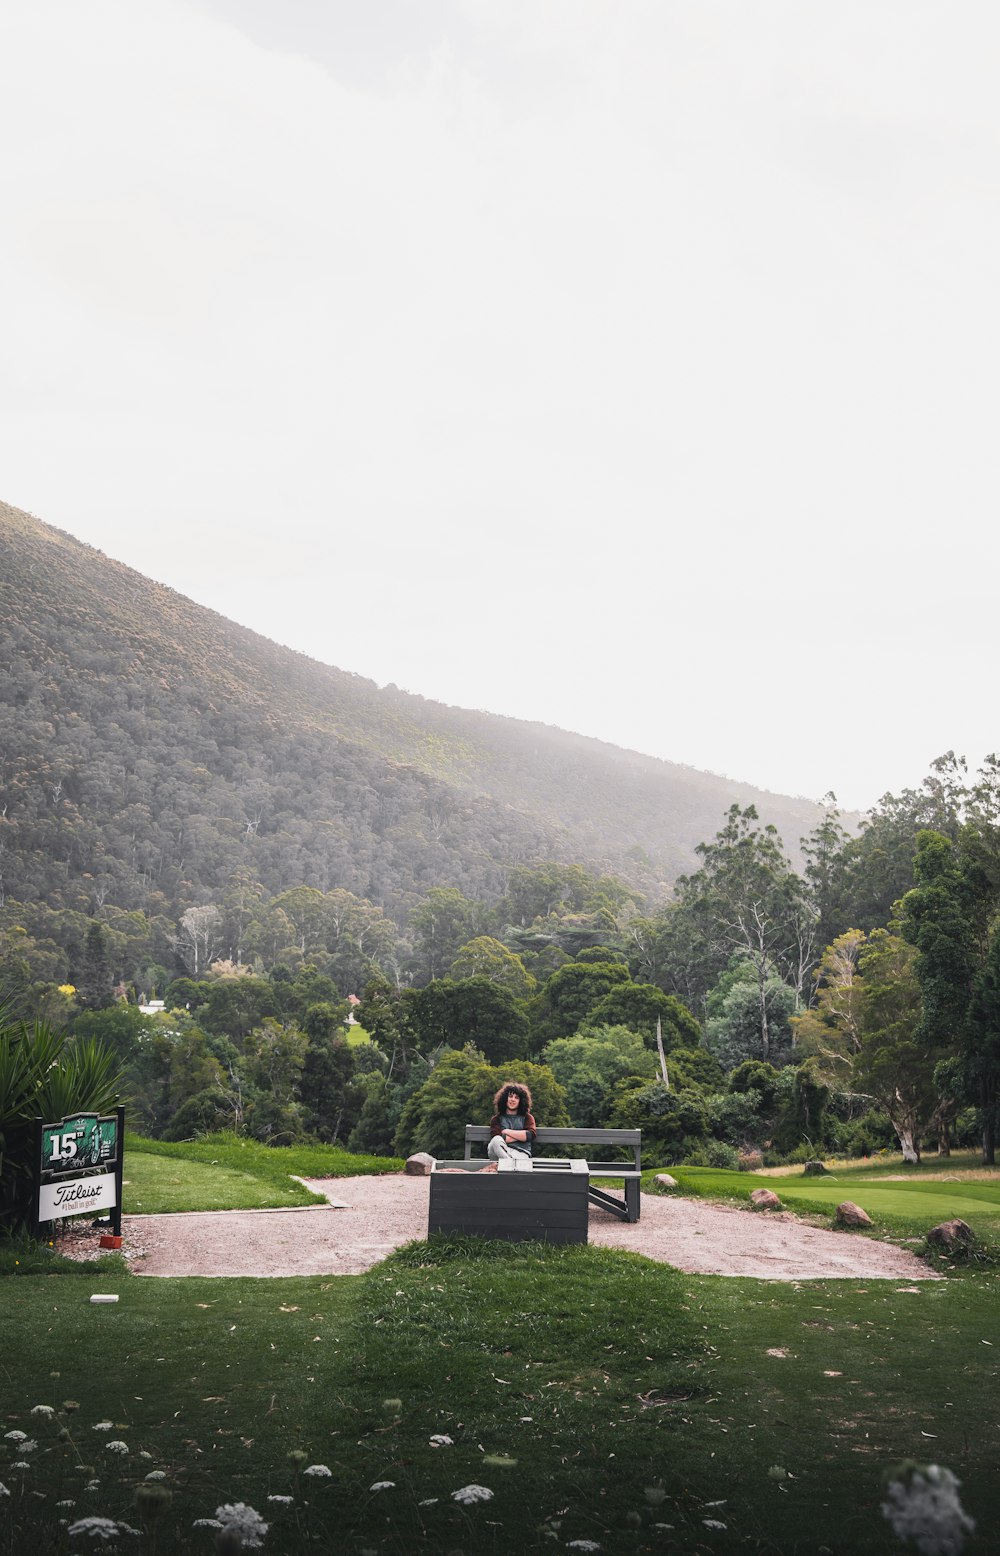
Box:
463;1126;643;1223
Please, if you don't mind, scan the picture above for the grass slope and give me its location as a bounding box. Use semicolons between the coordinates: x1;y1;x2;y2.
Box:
663;1159;1000;1248
2;1243;998;1554
121;1133;403;1215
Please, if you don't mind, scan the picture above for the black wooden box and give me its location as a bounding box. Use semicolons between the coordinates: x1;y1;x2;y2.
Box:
428;1163;589;1245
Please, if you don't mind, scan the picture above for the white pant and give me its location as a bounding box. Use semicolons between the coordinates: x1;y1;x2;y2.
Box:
488;1136;531;1165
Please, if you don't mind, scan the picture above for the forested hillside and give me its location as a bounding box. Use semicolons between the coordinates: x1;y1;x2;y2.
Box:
0;500;831;926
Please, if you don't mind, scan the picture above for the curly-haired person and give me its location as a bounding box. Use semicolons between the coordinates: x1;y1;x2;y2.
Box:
487;1081;537;1168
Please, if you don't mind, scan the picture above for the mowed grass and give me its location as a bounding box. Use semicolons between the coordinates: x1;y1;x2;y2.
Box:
121;1133;404;1215
662;1159;1000;1248
2;1241;999;1554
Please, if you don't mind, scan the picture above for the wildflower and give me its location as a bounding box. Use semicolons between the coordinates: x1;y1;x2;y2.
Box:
105;1442;129;1455
138;1451;153;1461
882;1463;975;1556
67;1517;121;1542
19;1441;38;1454
644;1487;667;1507
703;1519;728;1530
370;1481;395;1492
4;1431;27;1443
452;1484;494;1505
193;1519;223;1529
58;1500;77;1508
418;1498;439;1507
303;1464;332;1478
31;1406;56;1418
92;1423;114;1433
568;1543;602;1551
0;1483;9;1498
12;1463;31;1471
63;1401;81;1413
429;1434;454;1447
215;1501;269;1550
267;1495;294;1504
85;1481;101;1492
382;1398;402;1412
144;1471;167;1481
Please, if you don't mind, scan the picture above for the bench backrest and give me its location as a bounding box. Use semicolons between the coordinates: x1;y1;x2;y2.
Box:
464;1124;640;1169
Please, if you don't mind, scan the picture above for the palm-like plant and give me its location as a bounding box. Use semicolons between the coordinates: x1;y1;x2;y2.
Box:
0;996;124;1234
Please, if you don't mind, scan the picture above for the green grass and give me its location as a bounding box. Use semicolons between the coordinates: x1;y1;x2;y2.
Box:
2;1241;998;1553
657;1160;1000;1249
120;1133;404;1215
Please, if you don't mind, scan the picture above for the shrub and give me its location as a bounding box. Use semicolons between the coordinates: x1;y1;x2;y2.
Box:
0;1000;123;1234
737;1149;764;1172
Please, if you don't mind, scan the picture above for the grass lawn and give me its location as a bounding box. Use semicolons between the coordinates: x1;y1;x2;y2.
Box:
121;1133;404;1215
660;1156;1000;1250
2;1241;998;1554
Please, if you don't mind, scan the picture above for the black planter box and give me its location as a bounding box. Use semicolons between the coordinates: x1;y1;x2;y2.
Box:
428;1163;589;1245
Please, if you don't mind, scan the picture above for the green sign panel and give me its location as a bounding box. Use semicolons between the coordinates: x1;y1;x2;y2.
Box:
42;1114;119;1175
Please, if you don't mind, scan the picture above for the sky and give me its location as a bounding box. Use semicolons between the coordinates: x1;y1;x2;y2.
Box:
3;1;999;814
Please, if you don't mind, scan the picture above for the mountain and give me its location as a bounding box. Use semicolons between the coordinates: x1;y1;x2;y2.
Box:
0;501;841;923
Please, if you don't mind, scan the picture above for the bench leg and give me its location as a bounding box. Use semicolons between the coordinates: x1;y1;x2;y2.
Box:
625;1176;640;1223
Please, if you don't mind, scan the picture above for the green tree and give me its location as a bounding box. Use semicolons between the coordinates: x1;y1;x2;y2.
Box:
406;977;530;1068
449;936;536;999
540;960;631;1038
77;920;114;1010
582;983;701;1052
408;889;482;983
855;930;932;1163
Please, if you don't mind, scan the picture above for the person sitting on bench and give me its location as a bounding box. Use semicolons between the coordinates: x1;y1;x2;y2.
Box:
487;1082;536;1168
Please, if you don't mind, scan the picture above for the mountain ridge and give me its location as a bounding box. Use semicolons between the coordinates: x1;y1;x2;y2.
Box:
0;500;845;922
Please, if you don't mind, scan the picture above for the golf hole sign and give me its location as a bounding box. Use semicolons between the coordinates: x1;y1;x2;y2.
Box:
34;1107;125;1235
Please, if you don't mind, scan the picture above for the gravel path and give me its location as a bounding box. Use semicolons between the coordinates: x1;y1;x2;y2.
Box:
86;1175;941;1282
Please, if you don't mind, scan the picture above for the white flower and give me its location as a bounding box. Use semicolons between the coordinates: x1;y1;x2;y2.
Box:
31;1406;56;1418
91;1423;114;1432
215;1502;269;1550
369;1481;395;1492
568;1543;602;1551
138;1451;153;1461
703;1520;727;1530
882;1465;975;1556
144;1471;166;1481
451;1485;494;1505
0;1483;9;1498
67;1518;121;1543
267;1495;294;1504
418;1498;439;1507
85;1481;100;1492
192;1519;222;1529
11;1463;31;1472
58;1499;76;1508
303;1464;332;1478
105;1442;128;1455
19;1440;38;1454
4;1431;27;1442
429;1434;454;1447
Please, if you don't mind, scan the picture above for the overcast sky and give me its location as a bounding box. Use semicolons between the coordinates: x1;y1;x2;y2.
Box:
3;1;998;813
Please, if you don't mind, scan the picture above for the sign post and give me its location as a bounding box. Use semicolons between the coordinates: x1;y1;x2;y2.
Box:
33;1106;125;1241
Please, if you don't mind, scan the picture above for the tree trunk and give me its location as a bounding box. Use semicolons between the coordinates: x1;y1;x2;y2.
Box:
655;1016;669;1089
894;1124;920;1164
937;1126;951;1158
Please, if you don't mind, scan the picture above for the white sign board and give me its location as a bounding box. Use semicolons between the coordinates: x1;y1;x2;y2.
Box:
38;1172;117;1222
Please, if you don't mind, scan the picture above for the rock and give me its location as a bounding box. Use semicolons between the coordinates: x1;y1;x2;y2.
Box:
404;1152;436;1176
803;1160;830;1176
655;1173;679;1190
750;1189;782;1211
926;1219;975;1252
835;1200;873;1228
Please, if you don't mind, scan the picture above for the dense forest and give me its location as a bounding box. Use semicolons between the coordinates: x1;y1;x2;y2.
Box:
0;500;833;928
4;501;999;1176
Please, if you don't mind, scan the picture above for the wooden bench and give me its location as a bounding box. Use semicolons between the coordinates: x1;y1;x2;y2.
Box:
463;1126;643;1223
428;1158;589;1245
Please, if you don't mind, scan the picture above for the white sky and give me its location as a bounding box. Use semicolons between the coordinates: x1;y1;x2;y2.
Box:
3;1;998;813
